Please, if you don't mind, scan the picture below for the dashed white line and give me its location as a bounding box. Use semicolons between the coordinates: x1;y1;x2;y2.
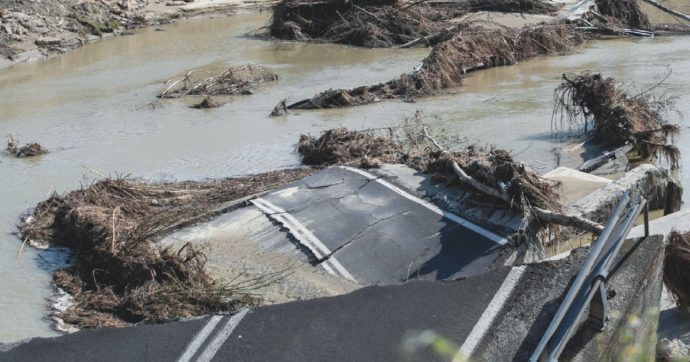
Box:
340;166;507;245
197;309;250;362
458;266;526;358
177;315;223;362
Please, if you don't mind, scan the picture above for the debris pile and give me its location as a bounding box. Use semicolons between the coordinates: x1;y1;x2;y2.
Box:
21;169;316;328
594;0;650;29
6;134;48;157
554;72;680;169
269;0;460;48
269;0;560;48
664;231;690;312
160;64;278;98
422;146;562;212
297;127;561;213
298;128;406;168
190;96;225;109
290;24;583;108
465;0;557;14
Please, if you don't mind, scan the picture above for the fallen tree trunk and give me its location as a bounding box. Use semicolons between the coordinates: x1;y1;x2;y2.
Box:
640;0;690;23
423;128;605;235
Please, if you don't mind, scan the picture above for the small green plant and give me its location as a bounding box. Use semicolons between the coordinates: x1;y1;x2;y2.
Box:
76;16;119;36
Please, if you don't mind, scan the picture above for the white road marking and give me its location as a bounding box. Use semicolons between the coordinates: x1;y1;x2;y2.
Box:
251;198;357;283
177;315;223;362
340;166;507;245
197;309;250;362
458;266;526;358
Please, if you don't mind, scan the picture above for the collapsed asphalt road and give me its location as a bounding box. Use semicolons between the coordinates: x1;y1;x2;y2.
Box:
1;234;664;361
251;166;507;284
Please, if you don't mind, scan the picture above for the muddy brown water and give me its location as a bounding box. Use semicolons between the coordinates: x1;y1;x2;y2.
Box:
1;4;690;343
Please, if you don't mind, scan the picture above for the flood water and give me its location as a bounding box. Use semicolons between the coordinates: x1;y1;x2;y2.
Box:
1;5;690;343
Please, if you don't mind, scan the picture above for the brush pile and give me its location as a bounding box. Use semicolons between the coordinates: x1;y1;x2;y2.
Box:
422;146;562;212
664;231;690;312
160;64;278;98
297;127;561;212
21;168;315;328
298;128;406;168
290;24;583;109
594;0;650;29
269;0;560;48
269;0;462;47
554;72;680;169
6;134;48;157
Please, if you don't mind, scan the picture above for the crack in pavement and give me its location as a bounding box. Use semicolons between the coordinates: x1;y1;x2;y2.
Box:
316;209;410;263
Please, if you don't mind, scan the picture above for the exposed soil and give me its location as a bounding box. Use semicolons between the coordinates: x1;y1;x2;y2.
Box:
0;0;267;65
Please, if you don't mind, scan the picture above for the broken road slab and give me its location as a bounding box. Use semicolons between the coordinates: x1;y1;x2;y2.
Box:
1;234;664;361
252;166;507;284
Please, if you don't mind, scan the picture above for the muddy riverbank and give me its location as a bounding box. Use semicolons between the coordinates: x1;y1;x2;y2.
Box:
1;2;690;344
0;0;275;68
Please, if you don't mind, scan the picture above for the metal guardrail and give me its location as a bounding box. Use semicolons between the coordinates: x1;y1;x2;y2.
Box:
530;191;650;362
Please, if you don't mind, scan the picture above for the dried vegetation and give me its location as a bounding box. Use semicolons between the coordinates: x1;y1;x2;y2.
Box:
270;0;459;48
594;0;650;29
21;169;316;328
6;134;48;157
553;72;680;169
664;231;690;312
289;24;583;108
269;0;560;48
297;125;561;213
160;64;278;99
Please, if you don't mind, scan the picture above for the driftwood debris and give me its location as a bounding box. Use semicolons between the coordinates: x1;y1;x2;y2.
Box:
270;0;454;48
6;134;48;158
22;169;316;329
664;231;690;311
298;128;405;168
270;99;289;117
160;64;278;99
289;24;582;109
269;0;560;48
421;128;604;235
297;125;603;235
553;72;680;169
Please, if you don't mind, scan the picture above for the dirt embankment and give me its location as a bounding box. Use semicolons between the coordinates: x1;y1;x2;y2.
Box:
0;0;269;66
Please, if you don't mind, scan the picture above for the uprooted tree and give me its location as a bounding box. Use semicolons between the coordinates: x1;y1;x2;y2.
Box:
553;72;680;169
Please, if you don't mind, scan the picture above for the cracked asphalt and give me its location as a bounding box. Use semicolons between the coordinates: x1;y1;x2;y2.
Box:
257;166;504;284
